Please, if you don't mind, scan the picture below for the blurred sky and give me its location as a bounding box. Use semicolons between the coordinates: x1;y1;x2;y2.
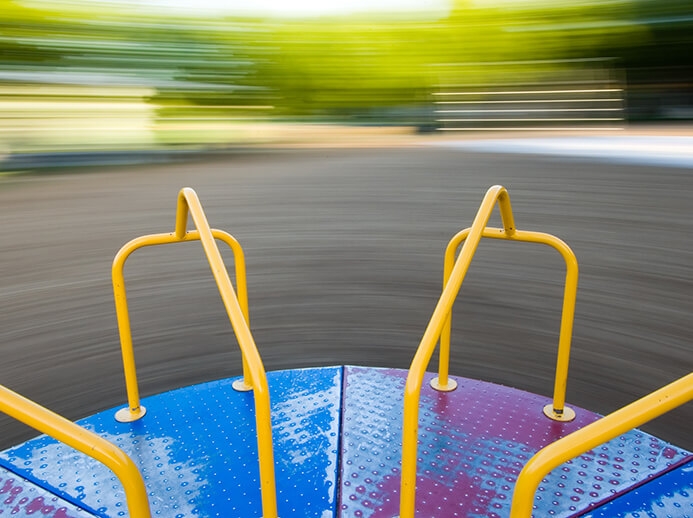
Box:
30;0;452;17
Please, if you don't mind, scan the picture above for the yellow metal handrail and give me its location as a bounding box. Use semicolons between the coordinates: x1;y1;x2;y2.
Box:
113;228;252;420
510;371;693;517
437;227;579;420
112;187;278;518
399;185;579;517
0;385;151;518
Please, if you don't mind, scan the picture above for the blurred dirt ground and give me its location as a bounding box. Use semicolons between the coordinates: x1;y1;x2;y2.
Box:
0;141;691;454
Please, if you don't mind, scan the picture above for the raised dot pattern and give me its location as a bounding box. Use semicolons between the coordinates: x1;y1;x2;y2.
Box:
0;366;689;518
584;459;693;518
0;367;342;518
0;465;87;517
338;367;691;518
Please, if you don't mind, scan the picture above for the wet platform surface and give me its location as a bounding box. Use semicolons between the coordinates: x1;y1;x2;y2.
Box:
0;368;342;517
0;465;88;517
1;367;690;517
339;367;691;517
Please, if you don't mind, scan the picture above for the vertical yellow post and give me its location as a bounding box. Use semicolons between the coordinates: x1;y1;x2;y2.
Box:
223;232;253;392
543;237;579;421
113;243;147;422
430;234;466;392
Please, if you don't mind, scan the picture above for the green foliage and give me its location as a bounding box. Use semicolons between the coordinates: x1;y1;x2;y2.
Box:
0;0;689;123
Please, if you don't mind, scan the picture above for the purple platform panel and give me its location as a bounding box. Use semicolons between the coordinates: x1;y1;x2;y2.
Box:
338;367;691;518
0;465;91;517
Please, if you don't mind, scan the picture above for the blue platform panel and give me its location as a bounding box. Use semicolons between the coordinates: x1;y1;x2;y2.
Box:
584;459;693;518
0;367;342;518
1;366;690;518
338;367;691;518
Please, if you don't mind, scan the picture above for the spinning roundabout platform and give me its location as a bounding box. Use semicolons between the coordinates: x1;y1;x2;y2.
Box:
1;186;691;518
2;367;691;518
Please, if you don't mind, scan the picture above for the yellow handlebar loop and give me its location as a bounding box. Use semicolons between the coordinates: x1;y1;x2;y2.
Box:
439;228;578;414
0;385;151;518
400;185;580;517
112;187;278;518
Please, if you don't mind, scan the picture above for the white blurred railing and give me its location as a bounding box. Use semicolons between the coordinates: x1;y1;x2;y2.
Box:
433;59;625;131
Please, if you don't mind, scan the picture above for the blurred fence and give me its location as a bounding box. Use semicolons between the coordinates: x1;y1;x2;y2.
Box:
433;59;626;132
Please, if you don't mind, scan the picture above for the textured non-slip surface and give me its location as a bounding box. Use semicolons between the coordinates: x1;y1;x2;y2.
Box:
0;465;88;517
1;367;690;517
339;367;691;518
0;367;342;518
584;459;693;518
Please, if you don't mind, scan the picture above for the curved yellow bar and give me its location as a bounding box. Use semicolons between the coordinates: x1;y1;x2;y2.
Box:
400;185;514;517
112;188;277;518
400;185;579;517
0;385;151;518
112;228;251;417
510;372;693;517
438;226;579;416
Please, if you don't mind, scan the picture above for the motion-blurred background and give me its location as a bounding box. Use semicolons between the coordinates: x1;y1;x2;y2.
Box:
2;0;691;156
0;0;691;453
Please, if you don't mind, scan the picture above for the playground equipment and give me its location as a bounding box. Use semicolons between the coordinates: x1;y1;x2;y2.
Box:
1;186;690;517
